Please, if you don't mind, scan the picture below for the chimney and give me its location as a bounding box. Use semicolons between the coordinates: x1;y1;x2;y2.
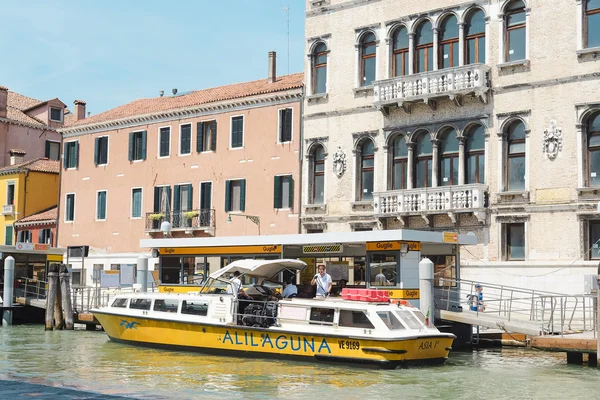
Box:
268;51;276;83
159;90;164;97
9;149;26;165
172;88;177;95
74;100;86;121
0;86;7;119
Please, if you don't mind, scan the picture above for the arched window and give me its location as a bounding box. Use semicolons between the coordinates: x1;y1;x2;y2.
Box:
312;145;325;204
465;124;485;184
359;140;375;200
312;42;327;95
415;132;433;188
506;120;526;191
587;113;600;186
439;128;459;186
438;15;459;69
586;0;600;48
415;21;434;73
392;26;409;77
392;135;408;189
360;32;377;86
504;0;526;62
465;9;486;64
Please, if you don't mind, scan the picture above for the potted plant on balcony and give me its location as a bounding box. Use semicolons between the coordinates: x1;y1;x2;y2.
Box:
183;210;199;227
148;213;165;221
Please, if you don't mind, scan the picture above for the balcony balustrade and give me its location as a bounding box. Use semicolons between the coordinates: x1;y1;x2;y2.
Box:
2;204;14;216
373;184;487;222
373;64;491;111
145;209;215;233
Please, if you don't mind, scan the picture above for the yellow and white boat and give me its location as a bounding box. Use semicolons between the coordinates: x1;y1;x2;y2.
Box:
91;259;454;368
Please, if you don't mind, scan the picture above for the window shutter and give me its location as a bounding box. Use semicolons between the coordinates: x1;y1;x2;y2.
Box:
225;180;231;212
240;179;246;212
63;143;68;168
45;140;50;158
17;230;23;243
74;141;79;168
49;230;54;246
94;137;99;165
141;131;147;160
196;122;204;152
273;175;281;209
173;185;181;213
128;133;134;161
187;184;193;211
278;110;283;142
285;109;292;142
38;229;44;244
288;175;294;209
153;187;160;212
211;121;217;151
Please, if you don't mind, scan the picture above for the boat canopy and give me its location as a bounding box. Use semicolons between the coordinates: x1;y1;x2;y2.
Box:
210;259;307;281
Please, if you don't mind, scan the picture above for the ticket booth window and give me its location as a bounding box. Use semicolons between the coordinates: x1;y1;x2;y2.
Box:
368;253;399;287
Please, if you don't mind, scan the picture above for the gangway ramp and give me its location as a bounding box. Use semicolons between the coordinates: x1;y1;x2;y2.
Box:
435;279;596;337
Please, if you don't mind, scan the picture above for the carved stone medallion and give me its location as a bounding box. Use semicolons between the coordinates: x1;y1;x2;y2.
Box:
332;146;346;178
543;120;563;160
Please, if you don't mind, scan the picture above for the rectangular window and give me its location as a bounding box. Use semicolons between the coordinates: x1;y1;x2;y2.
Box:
154;299;179;313
231;116;244;148
159;127;170;157
128;131;147;161
505;223;525;261
45;141;60;161
17;230;32;243
339;310;375;329
94;136;109;165
4;225;13;246
65;193;75;222
111;298;128;308
590;220;600;260
377;311;406;330
278;109;293;143
197;121;217;152
309;307;335;325
200;182;212;211
131;188;143;218
586;1;600;48
38;228;53;245
181;300;208;316
97;191;107;220
64;141;79;169
129;298;152;310
6;182;15;205
274;175;293;209
225;179;246;212
49;107;63;122
92;264;103;284
180;124;191;155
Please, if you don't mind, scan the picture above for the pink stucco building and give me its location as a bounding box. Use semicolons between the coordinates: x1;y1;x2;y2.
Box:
57;53;303;283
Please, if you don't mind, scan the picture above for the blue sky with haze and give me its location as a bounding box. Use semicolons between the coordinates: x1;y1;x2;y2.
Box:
1;0;305;115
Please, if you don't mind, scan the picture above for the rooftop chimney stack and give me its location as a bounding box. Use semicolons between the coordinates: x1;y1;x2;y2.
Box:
9;149;26;166
172;88;177;95
159;90;164;97
0;86;7;119
74;100;86;121
268;51;276;83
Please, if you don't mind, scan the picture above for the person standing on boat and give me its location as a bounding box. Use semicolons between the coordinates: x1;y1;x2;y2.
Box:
227;271;243;296
282;279;298;298
311;265;332;297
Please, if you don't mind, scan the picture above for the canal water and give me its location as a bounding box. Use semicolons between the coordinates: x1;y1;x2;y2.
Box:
1;325;600;399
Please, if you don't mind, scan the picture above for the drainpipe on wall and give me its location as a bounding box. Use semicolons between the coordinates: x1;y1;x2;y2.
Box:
297;85;305;234
55;132;64;248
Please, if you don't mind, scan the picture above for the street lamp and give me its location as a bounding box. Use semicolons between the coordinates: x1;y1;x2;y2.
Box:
228;214;261;235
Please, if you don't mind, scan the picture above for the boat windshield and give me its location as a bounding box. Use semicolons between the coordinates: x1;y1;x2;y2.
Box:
394;309;424;329
376;311;406;330
201;277;232;294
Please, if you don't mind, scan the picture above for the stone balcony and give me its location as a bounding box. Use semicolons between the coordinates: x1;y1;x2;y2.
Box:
373;64;491;113
373;184;488;224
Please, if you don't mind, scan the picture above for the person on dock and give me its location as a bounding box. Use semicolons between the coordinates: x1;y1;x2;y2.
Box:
470;283;485;312
311;265;332;298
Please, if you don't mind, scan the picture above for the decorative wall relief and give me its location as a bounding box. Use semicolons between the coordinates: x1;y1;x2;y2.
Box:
542;120;563;160
332;146;346;178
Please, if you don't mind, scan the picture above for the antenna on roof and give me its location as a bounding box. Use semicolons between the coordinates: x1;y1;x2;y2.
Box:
282;3;290;75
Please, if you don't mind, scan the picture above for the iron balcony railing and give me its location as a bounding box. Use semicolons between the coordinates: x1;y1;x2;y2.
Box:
145;208;215;231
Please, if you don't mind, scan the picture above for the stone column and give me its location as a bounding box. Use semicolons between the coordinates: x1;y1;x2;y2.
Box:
432;28;439;71
458;137;466;185
576;124;585;188
458;23;465;66
497;132;506;192
382;145;389;190
485;17;491;64
498;14;505;63
407;143;415;189
576;0;584;50
525;8;531;60
431;139;440;187
408;33;415;75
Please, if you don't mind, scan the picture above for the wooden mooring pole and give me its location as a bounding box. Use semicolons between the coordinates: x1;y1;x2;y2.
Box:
45;264;59;330
60;264;74;330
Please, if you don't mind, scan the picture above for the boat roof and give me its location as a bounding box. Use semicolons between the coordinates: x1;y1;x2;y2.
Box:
210;258;306;280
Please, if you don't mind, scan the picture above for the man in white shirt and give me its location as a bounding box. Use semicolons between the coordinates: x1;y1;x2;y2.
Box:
375;270;387;286
311;265;332;297
226;271;242;296
281;279;298;298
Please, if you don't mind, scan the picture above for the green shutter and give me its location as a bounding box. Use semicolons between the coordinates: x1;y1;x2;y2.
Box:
225;180;231;212
273;176;281;209
94;138;99;165
288;175;294;209
128;133;134;161
74;141;79;168
197;122;204;152
173;185;181;213
187;184;193;211
63;143;68;168
153;187;160;212
240;179;246;212
141;131;147;160
5;226;13;245
45;140;50;158
211;121;217;151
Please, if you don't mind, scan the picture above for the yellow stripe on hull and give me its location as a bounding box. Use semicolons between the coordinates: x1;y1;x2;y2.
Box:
94;312;453;367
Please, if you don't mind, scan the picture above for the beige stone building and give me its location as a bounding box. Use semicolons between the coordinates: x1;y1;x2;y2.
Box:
302;0;600;293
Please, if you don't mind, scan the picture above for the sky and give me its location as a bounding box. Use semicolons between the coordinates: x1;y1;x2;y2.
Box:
0;0;305;115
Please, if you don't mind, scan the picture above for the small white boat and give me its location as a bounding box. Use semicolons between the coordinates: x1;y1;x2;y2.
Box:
91;259;455;368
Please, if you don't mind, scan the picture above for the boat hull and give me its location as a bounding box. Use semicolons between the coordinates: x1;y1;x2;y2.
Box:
94;311;454;368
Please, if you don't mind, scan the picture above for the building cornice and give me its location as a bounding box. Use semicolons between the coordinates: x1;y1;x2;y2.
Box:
0;117;57;132
59;91;303;138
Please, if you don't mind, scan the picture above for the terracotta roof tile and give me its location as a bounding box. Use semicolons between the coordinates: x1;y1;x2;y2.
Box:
15;206;57;226
0;158;60;175
4;91;54;128
67;73;304;127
